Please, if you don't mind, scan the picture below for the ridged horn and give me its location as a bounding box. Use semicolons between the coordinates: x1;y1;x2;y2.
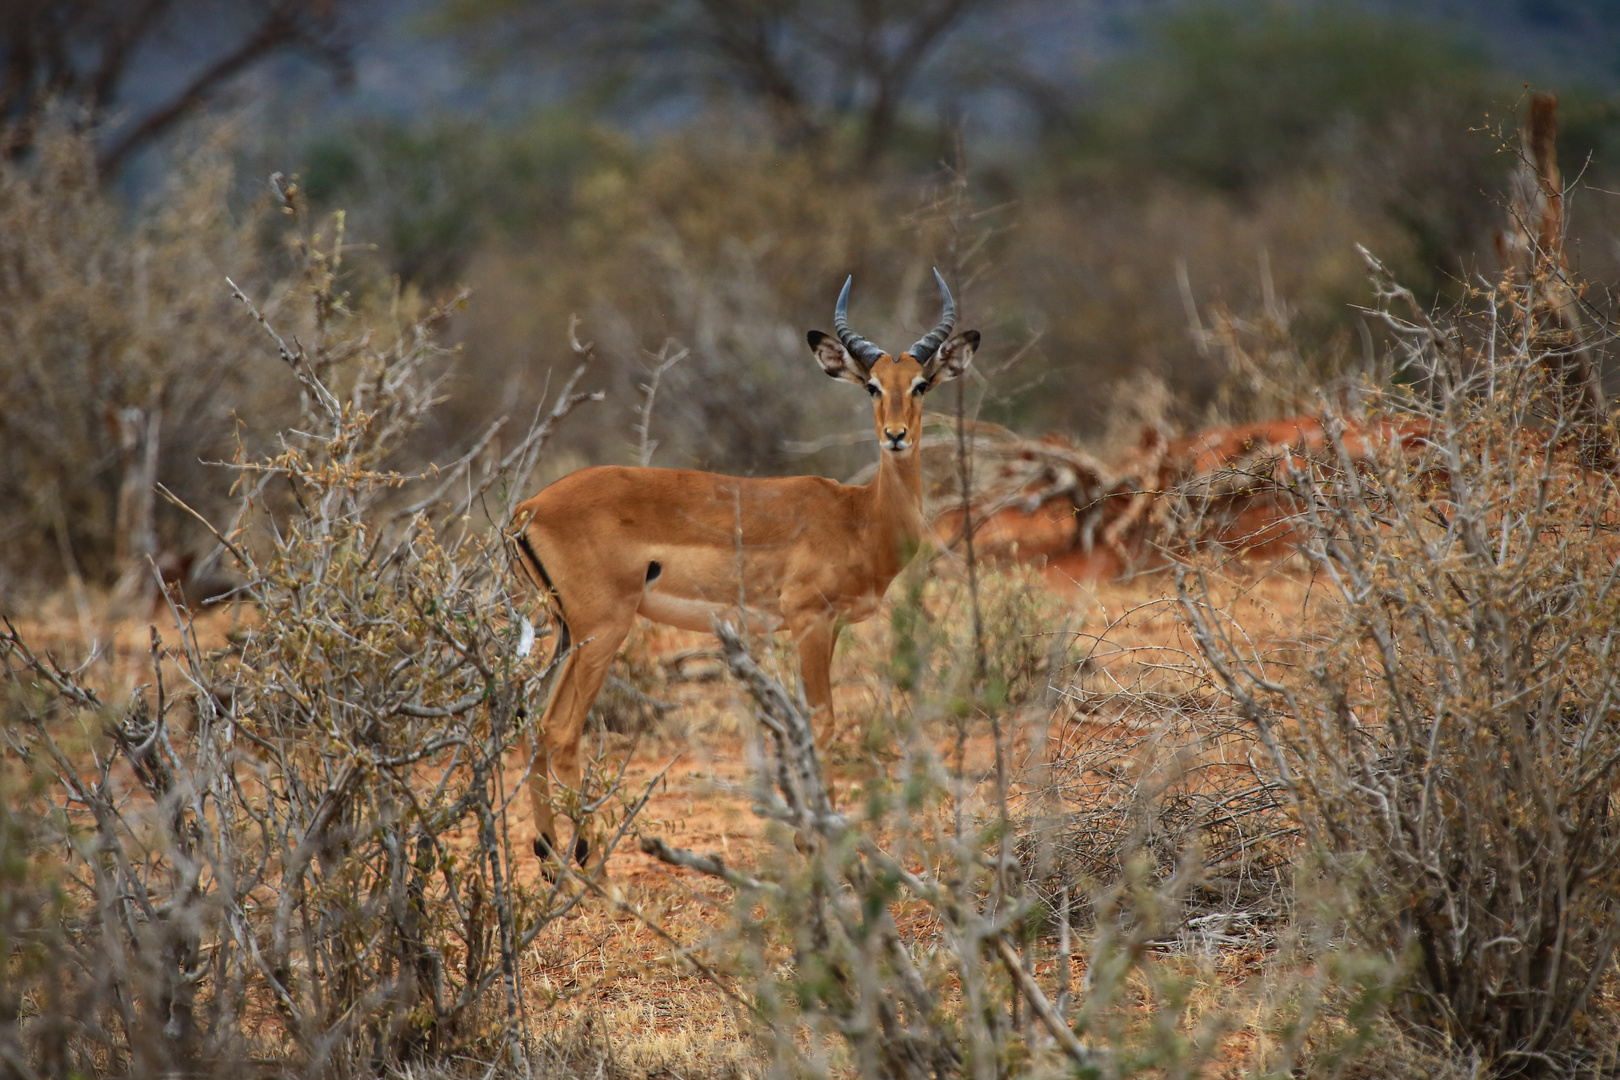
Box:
909;268;955;363
833;276;886;367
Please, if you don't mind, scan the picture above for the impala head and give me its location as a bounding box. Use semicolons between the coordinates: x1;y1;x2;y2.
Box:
807;269;980;454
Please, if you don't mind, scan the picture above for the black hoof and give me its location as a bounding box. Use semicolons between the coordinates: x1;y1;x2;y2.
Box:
534;833;590;869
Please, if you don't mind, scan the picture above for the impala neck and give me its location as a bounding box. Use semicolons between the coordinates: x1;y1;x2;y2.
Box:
868;444;926;559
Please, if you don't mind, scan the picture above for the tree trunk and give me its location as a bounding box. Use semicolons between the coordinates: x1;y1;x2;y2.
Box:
112;403;162;608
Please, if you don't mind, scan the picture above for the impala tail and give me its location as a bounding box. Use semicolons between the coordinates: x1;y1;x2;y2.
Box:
507;514;571;655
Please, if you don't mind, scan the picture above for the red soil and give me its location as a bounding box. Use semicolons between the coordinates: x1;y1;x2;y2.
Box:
953;415;1428;586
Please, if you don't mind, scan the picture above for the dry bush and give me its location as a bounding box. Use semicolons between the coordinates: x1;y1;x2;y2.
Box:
0;188;639;1078
639;622;1255;1080
883;562;1068;716
1023;693;1294;942
1002;569;1304;978
0;118;290;602
1178;245;1620;1076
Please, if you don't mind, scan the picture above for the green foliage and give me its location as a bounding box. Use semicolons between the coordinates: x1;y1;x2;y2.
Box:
302;108;610;286
969;565;1068;709
434;0;988;168
1547;86;1620;176
1080;2;1498;193
881;562;1065;715
886;569;930;694
1038;0;1590;322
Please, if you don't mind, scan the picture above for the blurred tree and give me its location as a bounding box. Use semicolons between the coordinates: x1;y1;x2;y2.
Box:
1039;1;1531;296
301;108;605;284
1072;2;1498;193
0;122;288;597
440;0;1004;162
0;0;355;173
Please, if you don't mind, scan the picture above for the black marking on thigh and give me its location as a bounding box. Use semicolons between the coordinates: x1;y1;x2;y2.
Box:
514;532;558;599
646;560;662;583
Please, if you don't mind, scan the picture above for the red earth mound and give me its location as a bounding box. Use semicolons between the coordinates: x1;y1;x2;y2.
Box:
931;415;1428;583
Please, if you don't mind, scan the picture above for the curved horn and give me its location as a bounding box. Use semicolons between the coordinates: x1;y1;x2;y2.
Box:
834;276;886;367
909;268;956;363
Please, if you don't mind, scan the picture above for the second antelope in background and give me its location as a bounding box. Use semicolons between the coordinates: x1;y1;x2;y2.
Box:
510;271;979;866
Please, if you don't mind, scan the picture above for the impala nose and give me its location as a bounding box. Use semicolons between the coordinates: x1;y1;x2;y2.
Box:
883;427;909;451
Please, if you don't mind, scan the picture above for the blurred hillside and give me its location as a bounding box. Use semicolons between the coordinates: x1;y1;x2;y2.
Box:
4;0;1620;598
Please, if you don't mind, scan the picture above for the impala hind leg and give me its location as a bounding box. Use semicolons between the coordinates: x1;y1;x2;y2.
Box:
527;605;638;867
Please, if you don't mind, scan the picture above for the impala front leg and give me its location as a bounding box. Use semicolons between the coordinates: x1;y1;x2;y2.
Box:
792;617;839;748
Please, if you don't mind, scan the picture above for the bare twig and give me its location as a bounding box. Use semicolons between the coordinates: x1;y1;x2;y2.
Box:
995;936;1098;1068
638;836;780;893
633;340;689;467
227;276;342;421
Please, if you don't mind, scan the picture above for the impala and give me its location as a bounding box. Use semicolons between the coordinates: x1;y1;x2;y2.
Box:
510;272;979;864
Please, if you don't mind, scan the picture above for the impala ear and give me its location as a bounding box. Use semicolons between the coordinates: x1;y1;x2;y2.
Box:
923;330;979;386
807;330;871;385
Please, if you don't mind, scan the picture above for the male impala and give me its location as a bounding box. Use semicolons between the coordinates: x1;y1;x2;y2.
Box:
510;272;979;864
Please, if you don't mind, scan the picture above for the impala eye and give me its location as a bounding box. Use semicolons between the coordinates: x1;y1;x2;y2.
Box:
912;382;929;396
866;384;882;397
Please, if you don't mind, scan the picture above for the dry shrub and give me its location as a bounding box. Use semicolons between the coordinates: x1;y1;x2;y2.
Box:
1022;695;1294;942
883;562;1067;716
1179;247;1620;1076
0;186;634;1077
627;548;1355;1080
640;622;1263;1080
0;117;289;600
1007;571;1302;993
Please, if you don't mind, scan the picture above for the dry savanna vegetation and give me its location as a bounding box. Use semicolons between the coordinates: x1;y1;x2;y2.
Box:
4;20;1620;1080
